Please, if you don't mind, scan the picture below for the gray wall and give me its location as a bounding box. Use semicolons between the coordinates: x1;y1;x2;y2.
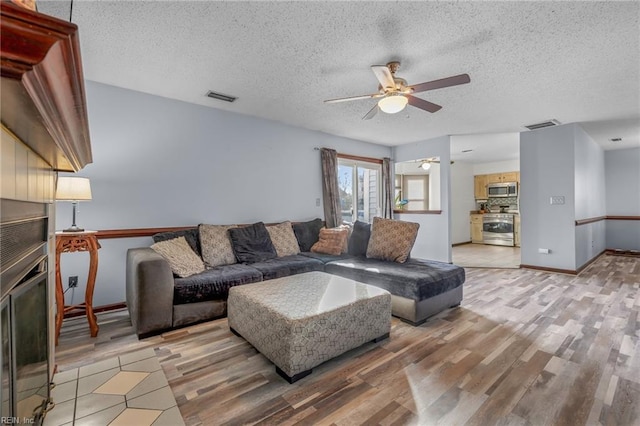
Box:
57;81;391;306
573;125;606;268
520;124;577;270
520;123;610;271
450;161;475;244
605;147;640;250
393;135;452;262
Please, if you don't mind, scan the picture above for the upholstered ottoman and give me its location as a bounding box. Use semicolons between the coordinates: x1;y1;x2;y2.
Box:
228;271;391;383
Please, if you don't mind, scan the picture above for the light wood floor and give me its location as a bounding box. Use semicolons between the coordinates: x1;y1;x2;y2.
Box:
56;254;640;425
452;243;521;269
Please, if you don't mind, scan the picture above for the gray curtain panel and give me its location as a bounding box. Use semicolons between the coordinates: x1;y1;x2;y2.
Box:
320;148;341;228
382;157;393;219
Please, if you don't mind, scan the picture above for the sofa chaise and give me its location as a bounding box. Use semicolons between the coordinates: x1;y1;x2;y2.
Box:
126;218;465;338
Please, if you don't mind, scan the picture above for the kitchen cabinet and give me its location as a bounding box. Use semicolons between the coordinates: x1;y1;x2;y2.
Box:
471;214;484;243
474;175;488;199
486;172;519;184
514;215;521;247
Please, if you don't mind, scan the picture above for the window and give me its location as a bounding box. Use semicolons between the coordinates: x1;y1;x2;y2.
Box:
337;157;382;224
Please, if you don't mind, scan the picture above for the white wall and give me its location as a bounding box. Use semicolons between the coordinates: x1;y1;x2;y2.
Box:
573;125;606;268
57;81;391;306
520;124;577;270
473;159;520;175
605;147;640;250
393;135;451;262
450;161;475;244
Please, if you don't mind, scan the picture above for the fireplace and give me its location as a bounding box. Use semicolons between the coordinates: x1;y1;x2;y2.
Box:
0;200;51;424
1;3;93;422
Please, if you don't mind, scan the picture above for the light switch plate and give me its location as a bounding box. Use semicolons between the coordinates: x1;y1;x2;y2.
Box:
550;196;565;205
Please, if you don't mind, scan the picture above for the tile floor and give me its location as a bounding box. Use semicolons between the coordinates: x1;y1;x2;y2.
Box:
44;348;184;426
452;243;521;268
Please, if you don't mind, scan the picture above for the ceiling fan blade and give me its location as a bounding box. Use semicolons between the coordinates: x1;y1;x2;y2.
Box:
409;74;471;93
407;95;442;113
324;93;382;103
371;65;396;90
362;104;379;120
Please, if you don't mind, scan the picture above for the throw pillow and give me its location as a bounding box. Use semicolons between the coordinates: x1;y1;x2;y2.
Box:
366;217;419;263
311;227;349;256
150;237;205;278
228;222;277;263
348;220;371;257
292;218;324;252
198;224;237;268
266;221;300;257
153;228;200;256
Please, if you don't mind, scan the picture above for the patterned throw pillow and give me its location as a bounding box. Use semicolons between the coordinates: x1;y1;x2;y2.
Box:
311;227;349;256
366;217;419;263
198;224;237;268
150;237;205;278
266;221;300;257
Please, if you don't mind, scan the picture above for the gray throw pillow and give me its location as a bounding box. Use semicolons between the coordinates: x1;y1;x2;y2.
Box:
228;222;277;263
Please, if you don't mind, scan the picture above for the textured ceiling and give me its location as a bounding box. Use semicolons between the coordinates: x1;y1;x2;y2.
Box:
38;1;640;153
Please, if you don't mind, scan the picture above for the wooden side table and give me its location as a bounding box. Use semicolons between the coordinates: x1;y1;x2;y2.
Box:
55;231;101;345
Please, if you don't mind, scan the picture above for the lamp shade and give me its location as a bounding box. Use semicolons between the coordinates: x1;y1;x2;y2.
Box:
378;94;408;114
56;177;92;201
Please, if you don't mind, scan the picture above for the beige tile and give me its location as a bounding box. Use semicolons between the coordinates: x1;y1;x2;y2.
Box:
152;406;186;426
79;357;120;378
121;357;161;373
53;368;78;384
126;370;169;400
77;367;120;396
128;386;177;410
42;398;75;426
74;402;126;426
94;371;150;395
119;348;156;366
75;393;125;420
51;379;78;404
109;408;162;426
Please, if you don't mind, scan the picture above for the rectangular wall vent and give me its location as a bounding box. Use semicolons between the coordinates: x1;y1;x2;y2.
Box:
524;119;561;131
206;91;236;103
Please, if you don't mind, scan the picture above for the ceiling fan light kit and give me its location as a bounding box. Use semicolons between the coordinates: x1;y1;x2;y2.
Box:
420;162;431;171
378;93;408;114
324;61;470;120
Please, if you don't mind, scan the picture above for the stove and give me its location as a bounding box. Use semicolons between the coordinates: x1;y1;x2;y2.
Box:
482;213;515;247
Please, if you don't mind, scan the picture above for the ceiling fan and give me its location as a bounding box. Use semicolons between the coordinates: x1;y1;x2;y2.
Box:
324;61;470;120
417;158;454;170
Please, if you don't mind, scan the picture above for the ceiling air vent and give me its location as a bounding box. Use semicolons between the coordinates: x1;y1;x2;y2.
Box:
206;90;236;103
524;119;561;131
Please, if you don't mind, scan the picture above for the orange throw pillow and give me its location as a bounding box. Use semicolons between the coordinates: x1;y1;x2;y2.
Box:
310;227;349;256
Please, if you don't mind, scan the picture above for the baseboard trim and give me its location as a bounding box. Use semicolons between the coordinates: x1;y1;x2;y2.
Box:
606;248;640;257
521;249;606;276
576;250;606;274
520;264;577;275
63;302;127;319
452;241;472;247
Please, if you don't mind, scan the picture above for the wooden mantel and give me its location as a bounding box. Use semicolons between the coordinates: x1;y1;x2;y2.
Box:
1;1;92;171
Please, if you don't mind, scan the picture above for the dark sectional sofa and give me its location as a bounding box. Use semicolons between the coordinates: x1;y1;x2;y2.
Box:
126;222;465;339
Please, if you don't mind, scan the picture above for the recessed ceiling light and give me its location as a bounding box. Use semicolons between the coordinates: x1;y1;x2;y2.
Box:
462;149;473;153
610;137;622;142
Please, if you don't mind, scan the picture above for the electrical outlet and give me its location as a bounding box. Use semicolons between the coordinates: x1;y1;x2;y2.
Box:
68;276;78;288
550;196;565;205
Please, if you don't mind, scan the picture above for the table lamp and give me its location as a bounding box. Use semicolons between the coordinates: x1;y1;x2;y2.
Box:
56;176;92;232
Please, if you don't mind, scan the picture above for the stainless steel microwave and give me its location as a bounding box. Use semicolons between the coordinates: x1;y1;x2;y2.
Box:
487;182;518;198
